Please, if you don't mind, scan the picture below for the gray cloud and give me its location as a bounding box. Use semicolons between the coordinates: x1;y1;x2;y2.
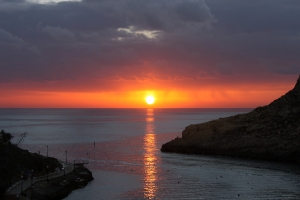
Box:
0;0;299;90
269;65;300;75
43;26;75;41
175;0;213;22
0;28;24;45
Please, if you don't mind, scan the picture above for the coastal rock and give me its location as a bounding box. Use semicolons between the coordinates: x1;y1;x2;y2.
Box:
21;164;93;200
161;75;300;164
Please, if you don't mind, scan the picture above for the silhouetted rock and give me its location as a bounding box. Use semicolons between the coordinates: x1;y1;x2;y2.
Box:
161;75;300;164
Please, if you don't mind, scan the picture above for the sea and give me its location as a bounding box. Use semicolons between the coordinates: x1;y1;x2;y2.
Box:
1;108;300;200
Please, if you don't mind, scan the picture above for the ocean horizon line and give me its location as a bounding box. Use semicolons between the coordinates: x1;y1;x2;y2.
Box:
0;107;254;109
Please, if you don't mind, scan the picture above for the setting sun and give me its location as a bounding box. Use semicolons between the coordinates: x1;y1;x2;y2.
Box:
145;95;155;105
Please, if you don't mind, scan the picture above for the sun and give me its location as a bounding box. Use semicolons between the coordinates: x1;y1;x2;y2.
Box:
145;95;155;105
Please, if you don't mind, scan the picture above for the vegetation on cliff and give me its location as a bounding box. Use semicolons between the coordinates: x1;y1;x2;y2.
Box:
0;130;61;196
161;75;300;164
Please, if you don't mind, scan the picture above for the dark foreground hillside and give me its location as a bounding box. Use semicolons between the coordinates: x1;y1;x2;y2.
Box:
0;131;60;197
161;75;300;164
1;131;93;200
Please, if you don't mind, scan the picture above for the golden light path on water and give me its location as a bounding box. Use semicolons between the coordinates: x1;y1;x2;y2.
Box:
143;108;158;199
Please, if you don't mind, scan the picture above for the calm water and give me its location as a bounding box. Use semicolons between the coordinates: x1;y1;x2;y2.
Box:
1;108;300;199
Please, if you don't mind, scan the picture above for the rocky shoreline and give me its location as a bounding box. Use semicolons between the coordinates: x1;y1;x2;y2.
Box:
20;164;93;200
0;131;93;200
161;75;300;164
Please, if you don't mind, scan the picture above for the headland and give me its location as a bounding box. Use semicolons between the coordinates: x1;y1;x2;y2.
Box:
161;75;300;164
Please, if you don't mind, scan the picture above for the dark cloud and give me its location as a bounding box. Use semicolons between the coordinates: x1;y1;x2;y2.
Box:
269;65;300;75
43;26;75;41
206;0;300;32
0;28;24;44
175;0;213;22
0;0;299;91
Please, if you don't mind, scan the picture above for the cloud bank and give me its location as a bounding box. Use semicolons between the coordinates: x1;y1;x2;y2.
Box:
0;0;299;94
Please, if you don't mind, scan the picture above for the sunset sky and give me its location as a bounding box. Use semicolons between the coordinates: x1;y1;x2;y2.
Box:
0;0;299;108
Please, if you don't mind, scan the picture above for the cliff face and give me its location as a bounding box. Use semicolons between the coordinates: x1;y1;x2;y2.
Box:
161;75;300;163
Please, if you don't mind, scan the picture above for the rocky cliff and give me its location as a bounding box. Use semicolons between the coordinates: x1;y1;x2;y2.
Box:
161;75;300;164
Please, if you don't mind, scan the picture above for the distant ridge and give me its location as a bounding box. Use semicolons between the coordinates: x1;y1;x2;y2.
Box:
161;75;300;163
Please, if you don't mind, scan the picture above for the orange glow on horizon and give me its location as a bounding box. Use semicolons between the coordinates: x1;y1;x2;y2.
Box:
0;73;296;108
0;88;290;108
0;77;295;108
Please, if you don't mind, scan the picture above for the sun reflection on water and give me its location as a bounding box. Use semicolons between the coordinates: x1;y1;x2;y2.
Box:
143;109;158;199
